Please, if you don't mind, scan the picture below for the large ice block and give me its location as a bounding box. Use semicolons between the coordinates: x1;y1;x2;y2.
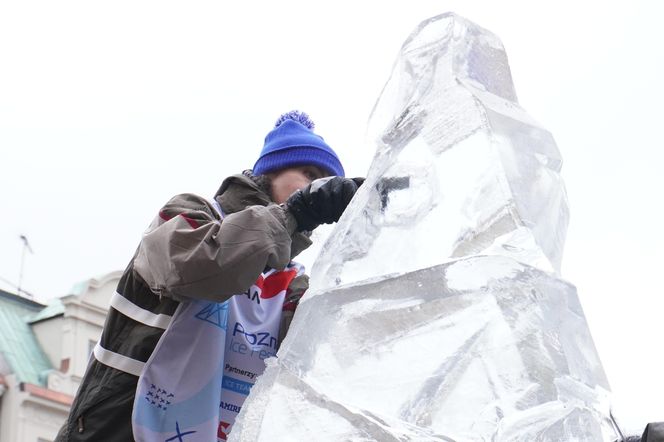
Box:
229;12;617;442
231;257;617;441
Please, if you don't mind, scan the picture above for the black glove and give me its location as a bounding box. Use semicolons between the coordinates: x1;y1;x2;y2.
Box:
286;176;364;232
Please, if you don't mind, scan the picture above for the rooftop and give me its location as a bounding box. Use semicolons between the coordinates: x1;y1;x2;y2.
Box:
0;289;53;385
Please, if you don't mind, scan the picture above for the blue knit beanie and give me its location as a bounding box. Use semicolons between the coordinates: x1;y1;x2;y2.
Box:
253;111;345;177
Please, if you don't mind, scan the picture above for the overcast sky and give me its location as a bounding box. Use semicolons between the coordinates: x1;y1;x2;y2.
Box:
1;0;661;435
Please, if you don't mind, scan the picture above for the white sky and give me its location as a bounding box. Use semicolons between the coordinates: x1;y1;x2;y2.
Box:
1;0;661;435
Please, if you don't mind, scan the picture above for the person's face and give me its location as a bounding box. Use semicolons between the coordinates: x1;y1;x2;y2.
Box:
268;165;328;204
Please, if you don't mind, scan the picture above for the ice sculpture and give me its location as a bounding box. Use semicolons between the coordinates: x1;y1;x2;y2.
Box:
230;12;619;441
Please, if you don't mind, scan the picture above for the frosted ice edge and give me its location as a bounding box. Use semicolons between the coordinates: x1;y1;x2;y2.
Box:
231;364;454;441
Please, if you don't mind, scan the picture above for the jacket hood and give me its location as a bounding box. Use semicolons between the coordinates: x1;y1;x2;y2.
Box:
214;172;272;215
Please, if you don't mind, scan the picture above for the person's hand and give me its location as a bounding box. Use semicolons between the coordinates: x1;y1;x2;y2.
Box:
286;176;364;231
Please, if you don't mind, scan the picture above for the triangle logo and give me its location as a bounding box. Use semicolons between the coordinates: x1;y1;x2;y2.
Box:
194;302;229;330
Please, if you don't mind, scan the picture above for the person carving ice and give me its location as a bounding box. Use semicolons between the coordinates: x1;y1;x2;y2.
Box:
56;110;363;441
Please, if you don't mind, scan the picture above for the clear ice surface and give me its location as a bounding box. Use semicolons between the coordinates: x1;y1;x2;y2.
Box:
230;12;618;442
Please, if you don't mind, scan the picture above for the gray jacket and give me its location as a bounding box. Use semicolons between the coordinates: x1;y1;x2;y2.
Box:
56;173;310;441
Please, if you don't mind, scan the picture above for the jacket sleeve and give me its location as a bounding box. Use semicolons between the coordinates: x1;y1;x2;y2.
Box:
133;193;299;302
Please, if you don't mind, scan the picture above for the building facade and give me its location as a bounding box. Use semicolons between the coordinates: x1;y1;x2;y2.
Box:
0;271;120;442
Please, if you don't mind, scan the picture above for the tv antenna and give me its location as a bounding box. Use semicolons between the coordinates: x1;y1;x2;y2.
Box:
18;235;34;298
